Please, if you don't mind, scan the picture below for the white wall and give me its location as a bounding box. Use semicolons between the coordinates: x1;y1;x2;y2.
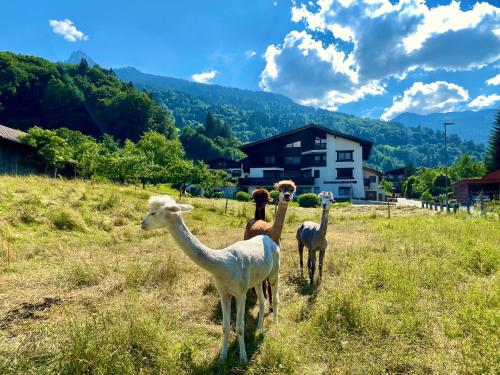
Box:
363;168;385;201
309;134;365;199
249;167;284;178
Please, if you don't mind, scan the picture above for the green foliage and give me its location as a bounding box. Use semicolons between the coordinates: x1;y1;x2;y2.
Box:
179;113;245;161
234;191;251;202
297;193;320;208
379;179;394;196
0;52;176;141
485;109;500;173
21;127;73;173
269;190;280;204
449;154;485;181
167;160;209;197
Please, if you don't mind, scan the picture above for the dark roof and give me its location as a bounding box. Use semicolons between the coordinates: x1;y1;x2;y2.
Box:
239;123;373;160
0;124;26;144
363;166;383;175
384;166;406;175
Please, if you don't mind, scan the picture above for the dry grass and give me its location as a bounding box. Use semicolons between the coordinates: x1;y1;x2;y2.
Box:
0;176;498;374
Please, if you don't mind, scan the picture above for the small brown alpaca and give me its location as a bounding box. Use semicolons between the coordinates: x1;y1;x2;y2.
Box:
244;180;296;309
245;189;272;231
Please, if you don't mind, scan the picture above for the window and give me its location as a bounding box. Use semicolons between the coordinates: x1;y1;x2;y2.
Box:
314;187;320;194
337;168;354;179
315;137;327;148
231;170;242;177
314;155;327;163
314;170;320;178
284;156;301;164
302;170;312;178
285;140;301;148
285;171;301;179
264;156;275;164
337;150;353;161
339;186;351;196
369;175;377;184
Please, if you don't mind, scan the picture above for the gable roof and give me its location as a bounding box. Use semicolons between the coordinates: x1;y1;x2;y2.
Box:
239;123;373;160
363;166;383;175
0;124;26;144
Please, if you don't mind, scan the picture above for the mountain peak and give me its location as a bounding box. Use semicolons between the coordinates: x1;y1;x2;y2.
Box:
66;51;97;67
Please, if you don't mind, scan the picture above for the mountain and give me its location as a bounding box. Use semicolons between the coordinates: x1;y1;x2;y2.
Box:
392;109;496;144
0;52;175;141
65;50;97;67
115;67;485;171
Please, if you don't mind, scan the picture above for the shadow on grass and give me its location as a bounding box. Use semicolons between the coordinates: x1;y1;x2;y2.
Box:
185;291;264;374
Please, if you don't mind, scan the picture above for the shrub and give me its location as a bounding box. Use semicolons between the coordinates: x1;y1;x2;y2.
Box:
51;209;85;231
420;190;433;201
269;190;280;204
234;191;251;202
298;193;320;207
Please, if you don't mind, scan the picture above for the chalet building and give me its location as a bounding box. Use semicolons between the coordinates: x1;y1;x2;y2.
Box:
206;158;243;179
236;124;373;200
0;124;39;175
363;166;385;201
383;166;406;195
453;169;500;204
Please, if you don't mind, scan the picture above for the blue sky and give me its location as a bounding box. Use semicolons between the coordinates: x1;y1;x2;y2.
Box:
1;0;499;119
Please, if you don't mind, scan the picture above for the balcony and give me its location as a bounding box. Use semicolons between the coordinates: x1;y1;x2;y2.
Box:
239;177;315;186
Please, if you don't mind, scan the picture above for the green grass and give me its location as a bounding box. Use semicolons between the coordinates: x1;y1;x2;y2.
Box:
0;176;498;374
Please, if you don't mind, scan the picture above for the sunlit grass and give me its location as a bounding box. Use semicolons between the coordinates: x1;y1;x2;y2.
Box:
0;175;498;374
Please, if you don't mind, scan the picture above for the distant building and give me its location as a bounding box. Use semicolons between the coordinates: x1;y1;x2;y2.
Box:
453;169;500;204
383;166;406;194
363;166;385;201
206;158;243;179
0;124;39;175
236;124;374;200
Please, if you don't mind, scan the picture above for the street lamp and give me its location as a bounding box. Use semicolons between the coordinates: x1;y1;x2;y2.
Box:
444;121;454;210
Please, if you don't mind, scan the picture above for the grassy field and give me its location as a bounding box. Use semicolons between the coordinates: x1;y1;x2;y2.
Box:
0;176;498;374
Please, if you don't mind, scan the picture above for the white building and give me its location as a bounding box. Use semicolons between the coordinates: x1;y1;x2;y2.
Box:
236;124;375;201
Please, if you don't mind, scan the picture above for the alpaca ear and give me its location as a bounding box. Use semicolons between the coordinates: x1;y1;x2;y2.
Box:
178;204;194;212
273;182;279;191
164;205;180;212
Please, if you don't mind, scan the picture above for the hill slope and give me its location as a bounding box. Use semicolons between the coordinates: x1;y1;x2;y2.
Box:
115;67;485;171
392;109;496;144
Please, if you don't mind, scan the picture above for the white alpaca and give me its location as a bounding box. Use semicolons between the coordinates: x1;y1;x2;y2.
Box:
141;196;280;364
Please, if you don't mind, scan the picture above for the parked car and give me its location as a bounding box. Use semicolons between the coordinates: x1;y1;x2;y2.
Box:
471;194;491;203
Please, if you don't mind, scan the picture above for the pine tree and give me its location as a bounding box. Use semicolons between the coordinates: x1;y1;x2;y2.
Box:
205;112;216;137
485;109;500;173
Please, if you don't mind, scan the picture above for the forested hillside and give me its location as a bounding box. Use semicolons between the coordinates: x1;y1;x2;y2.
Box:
116;67;485;171
392;109;495;144
0;52;176;141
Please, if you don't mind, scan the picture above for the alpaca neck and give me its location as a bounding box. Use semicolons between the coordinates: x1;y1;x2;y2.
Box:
255;205;266;221
166;214;221;273
270;201;289;241
319;208;330;235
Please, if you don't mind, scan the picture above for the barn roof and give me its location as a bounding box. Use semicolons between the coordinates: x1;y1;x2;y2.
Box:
0;124;26;144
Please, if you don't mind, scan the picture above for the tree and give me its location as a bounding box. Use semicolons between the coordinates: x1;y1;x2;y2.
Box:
167;160;209;198
21;127;73;177
485;110;500;173
449;154;485;182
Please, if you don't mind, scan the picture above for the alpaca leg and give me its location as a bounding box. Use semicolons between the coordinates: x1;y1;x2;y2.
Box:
236;295;248;364
318;249;326;283
218;294;231;363
298;242;304;277
267;278;273;312
307;248;312;284
309;249;317;286
269;272;279;324
255;283;266;331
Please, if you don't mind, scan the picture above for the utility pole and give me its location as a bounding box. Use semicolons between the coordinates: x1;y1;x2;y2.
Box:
444;122;454;211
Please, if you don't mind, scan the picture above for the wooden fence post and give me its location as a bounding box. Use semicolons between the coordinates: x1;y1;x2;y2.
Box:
480;190;485;216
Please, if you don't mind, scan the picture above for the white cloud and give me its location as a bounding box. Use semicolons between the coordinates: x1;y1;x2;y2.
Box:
261;0;500;110
191;70;218;84
486;74;500;85
245;50;256;59
468;94;500;109
273;1;278;6
381;81;469;121
49;19;88;42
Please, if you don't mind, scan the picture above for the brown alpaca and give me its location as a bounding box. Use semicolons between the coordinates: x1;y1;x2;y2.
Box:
244;180;296;308
245;189;272;233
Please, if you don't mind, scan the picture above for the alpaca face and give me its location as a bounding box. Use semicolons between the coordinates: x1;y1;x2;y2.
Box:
319;191;335;209
274;180;296;203
141;195;194;231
